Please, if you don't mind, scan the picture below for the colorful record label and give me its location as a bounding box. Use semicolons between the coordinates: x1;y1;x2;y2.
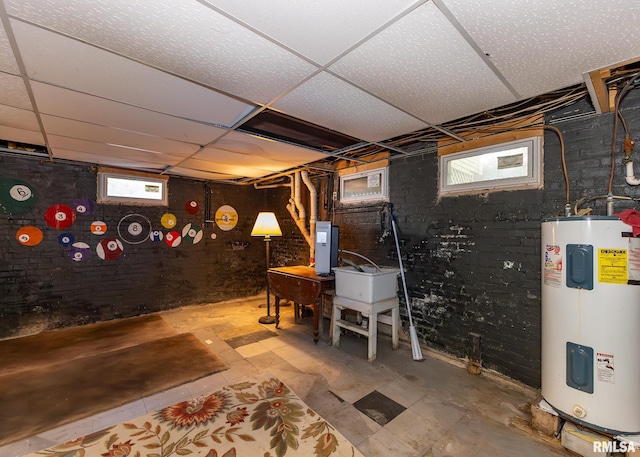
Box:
150;230;164;242
68;242;91;262
182;223;203;244
96;238;124;261
185;200;199;215
117;214;151;244
0;178;37;215
161;213;177;229
44;204;76;229
74;197;96;215
16;226;43;246
214;205;238;231
58;232;75;247
91;221;107;235
165;230;182;247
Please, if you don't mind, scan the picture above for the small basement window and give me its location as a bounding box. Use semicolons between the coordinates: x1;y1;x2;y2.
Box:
339;167;388;203
439;136;542;196
97;168;168;206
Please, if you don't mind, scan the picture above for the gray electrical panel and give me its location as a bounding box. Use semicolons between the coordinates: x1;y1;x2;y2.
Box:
315;221;339;275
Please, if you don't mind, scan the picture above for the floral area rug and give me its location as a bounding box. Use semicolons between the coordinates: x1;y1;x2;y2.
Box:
25;375;364;457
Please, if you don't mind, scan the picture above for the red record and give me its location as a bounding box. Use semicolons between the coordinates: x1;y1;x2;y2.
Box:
44;204;76;229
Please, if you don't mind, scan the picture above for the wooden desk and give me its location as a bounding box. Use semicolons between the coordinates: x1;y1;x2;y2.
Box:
267;266;335;343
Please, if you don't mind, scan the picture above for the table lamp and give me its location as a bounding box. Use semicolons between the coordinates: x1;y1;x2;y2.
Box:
251;212;282;324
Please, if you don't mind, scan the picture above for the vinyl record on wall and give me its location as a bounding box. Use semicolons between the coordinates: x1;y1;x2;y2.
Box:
160;213;177;229
150;230;164;242
91;220;107;235
182;223;203;244
96;238;124;261
44;204;76;229
214;205;238;231
185;200;199;215
117;213;151;244
58;232;75;247
165;230;182;247
74;197;96;215
68;242;91;262
16;226;43;246
0;178;37;215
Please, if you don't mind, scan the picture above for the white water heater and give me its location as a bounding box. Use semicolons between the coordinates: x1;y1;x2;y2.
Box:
541;216;640;434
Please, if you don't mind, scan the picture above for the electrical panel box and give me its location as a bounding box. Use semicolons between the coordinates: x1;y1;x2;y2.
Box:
315;221;339;275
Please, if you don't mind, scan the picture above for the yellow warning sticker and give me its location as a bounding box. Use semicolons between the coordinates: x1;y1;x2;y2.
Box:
598;248;628;284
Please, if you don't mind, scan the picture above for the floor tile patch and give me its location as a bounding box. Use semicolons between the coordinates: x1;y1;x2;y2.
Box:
353;390;406;426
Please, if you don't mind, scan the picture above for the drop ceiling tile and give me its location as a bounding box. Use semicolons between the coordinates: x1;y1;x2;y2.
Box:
31;82;228;145
48;135;186;166
6;0;318;104
329;2;515;125
206;0;420;65
178;158;275;178
0;72;32;110
273;72;428;142
52;147;167;171
41;115;200;157
0;22;19;74
193;147;301;172
0;104;39;131
10;20;254;127
215;131;328;164
442;0;640;98
167;167;239;181
0;125;45;145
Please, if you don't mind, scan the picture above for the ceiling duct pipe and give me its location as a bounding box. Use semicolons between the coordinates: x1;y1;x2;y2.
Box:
286;172;312;253
301;170;317;264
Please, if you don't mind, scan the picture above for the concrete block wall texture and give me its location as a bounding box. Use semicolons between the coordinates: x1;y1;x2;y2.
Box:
0;156;270;339
332;89;640;388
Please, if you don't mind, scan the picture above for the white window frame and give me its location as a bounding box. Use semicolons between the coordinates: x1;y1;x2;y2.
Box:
339;167;389;204
439;136;542;196
97;168;169;206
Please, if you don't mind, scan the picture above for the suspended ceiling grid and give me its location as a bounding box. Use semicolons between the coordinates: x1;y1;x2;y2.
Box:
0;0;639;183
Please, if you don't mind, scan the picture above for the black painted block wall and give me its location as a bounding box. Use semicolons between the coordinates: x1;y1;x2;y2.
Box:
334;90;640;388
0;155;270;339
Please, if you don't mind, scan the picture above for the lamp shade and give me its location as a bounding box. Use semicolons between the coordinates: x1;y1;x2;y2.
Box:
251;212;282;237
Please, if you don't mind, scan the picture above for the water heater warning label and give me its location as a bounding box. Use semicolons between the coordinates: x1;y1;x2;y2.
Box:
544;244;562;287
597;352;614;384
598;249;628;284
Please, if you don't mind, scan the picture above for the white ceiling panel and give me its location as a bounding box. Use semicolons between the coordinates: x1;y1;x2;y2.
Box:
31;82;228;145
0;104;38;131
48;135;186;166
11;20;254;127
216;131;328;164
193;148;297;172
0;0;639;183
51;147;168;171
41;115;200;158
5;0;319;104
0;23;19;75
168;167;239;182
0;72;31;110
442;0;640;99
0;125;44;145
273;72;429;142
179;158;275;179
205;0;422;66
329;2;516;125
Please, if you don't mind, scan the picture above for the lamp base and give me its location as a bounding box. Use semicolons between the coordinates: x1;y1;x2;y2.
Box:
258;315;276;325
